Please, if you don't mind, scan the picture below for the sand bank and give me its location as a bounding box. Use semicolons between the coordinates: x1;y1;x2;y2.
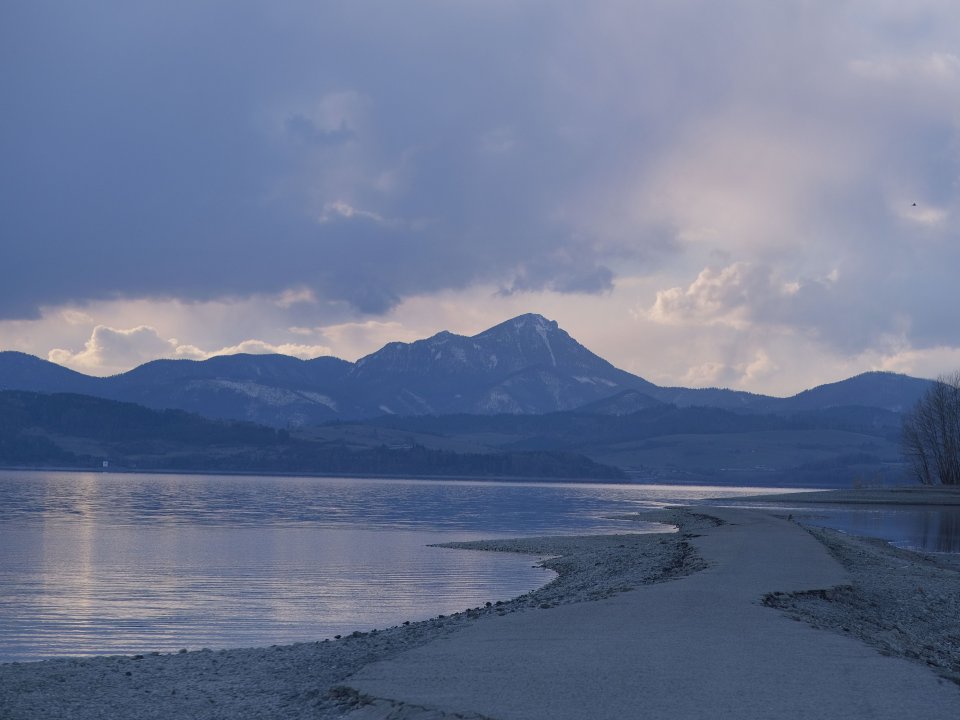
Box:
2;507;958;719
344;508;959;719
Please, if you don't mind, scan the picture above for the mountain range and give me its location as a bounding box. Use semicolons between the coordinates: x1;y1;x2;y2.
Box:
0;313;931;428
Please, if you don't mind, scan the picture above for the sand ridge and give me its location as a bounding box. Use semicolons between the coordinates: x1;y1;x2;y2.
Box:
344;508;960;720
764;524;960;684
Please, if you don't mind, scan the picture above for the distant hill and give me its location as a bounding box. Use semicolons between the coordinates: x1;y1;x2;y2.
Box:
107;354;354;426
0;390;624;480
0;351;102;395
0;314;933;427
362;402;908;487
576;389;665;415
773;372;933;414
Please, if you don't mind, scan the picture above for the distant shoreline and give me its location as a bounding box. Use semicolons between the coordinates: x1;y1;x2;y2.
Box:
0;464;838;488
727;485;960;506
0;464;633;485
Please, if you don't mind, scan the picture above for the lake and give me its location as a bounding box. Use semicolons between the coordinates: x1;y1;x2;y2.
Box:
0;470;785;663
2;470;955;664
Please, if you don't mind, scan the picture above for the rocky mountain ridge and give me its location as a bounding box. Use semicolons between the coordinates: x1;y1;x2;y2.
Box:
0;313;932;427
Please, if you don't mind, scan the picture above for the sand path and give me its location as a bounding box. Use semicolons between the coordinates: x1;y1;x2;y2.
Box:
346;508;960;719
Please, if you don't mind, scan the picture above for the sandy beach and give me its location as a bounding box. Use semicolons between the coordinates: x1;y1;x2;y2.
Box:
2;501;958;719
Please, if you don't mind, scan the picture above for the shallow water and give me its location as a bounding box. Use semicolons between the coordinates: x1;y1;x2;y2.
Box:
0;470;786;663
796;505;960;554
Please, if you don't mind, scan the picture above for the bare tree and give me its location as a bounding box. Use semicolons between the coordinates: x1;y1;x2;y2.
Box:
902;371;960;485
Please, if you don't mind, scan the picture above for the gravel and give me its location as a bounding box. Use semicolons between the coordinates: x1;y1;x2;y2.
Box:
764;523;960;685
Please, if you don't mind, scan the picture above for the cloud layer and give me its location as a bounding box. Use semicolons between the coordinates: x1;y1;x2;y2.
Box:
2;2;960;392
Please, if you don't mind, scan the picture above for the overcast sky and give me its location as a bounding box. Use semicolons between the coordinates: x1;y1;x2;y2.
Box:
2;1;958;395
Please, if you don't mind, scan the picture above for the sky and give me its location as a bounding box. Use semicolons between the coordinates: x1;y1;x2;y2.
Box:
2;1;959;396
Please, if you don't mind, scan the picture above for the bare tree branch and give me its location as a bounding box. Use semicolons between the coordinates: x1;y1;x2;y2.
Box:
901;372;960;485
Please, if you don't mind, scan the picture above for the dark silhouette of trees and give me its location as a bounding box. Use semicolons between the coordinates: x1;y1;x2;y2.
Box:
901;372;960;485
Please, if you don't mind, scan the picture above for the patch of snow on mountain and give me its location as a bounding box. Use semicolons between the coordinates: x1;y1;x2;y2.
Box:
206;380;339;410
477;388;521;413
208;380;303;406
299;392;338;411
539;369;562;404
573;376;596;384
379;405;395;414
399;389;433;412
534;322;557;366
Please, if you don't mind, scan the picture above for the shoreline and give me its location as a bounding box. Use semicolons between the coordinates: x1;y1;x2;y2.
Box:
346;506;960;720
2;505;958;718
0;510;704;720
726;484;960;506
0;464;641;485
765;523;960;684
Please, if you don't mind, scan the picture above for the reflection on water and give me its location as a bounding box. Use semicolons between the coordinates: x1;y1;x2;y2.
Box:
0;471;779;533
798;506;960;554
3;470;785;663
11;471;955;663
0;523;553;663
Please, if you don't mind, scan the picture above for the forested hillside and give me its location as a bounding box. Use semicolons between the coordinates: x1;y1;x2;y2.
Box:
0;391;622;480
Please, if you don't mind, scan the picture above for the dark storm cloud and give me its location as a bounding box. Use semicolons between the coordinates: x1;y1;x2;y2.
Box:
3;0;960;370
0;1;637;320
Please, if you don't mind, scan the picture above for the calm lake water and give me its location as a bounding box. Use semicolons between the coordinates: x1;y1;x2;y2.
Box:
2;470;956;663
0;470;782;663
794;506;960;554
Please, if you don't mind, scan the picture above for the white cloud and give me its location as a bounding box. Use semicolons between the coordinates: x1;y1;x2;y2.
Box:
48;324;333;377
679;362;732;389
49;326;178;375
648;262;821;329
180;339;333;361
676;350;779;390
742;349;779;384
859;345;960;381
